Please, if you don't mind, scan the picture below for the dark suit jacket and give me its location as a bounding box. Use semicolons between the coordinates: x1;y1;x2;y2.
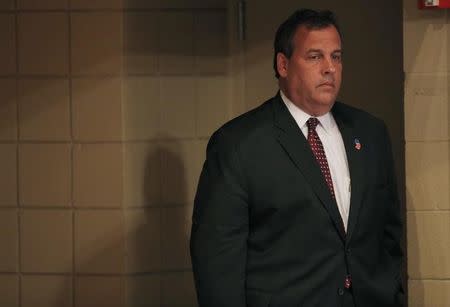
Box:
190;93;404;307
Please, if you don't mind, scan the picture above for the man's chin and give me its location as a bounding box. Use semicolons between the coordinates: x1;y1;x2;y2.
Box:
314;95;336;107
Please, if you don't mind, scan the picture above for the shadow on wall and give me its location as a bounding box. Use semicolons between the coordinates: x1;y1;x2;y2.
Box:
130;142;197;306
62;141;197;306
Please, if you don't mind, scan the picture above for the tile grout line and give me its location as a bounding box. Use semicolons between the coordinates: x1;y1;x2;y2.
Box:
159;205;164;306
120;7;129;305
159;148;164;306
122;199;126;307
409;278;450;281
0;269;193;276
406;210;450;213
14;203;192;209
0;135;211;144
0;7;226;13
405;140;450;144
155;6;163;297
192;9;197;143
119;7;128;306
67;2;77;306
13;0;22;305
0;72;229;78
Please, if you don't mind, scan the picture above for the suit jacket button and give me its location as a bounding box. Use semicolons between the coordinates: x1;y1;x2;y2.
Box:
338;288;344;296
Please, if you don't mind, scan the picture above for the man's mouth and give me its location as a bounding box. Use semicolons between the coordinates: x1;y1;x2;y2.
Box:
318;82;335;88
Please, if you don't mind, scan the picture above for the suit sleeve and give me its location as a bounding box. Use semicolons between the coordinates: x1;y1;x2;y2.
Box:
190;129;249;307
380;123;404;303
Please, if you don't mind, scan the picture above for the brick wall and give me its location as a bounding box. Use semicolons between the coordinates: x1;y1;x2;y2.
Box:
404;0;450;306
0;0;229;306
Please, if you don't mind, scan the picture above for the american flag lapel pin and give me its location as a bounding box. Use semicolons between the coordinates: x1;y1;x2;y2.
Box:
354;138;361;150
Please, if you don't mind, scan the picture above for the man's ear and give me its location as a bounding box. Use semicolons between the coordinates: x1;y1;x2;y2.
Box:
276;52;289;78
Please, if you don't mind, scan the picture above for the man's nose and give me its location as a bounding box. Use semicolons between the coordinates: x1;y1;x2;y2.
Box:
323;57;336;74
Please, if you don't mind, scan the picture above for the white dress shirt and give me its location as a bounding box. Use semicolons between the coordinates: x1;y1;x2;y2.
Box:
280;90;351;230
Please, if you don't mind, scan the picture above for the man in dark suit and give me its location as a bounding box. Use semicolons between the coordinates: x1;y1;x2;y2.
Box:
190;9;404;307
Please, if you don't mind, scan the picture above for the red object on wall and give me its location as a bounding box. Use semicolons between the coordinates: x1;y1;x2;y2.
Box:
418;0;450;9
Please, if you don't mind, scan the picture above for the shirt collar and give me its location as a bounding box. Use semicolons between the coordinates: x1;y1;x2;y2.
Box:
280;90;335;135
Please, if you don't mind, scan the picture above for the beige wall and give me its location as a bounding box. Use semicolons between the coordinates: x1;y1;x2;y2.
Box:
404;1;450;306
0;0;229;306
2;0;450;306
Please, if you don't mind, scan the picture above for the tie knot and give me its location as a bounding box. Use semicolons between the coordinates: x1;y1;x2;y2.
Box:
307;117;319;130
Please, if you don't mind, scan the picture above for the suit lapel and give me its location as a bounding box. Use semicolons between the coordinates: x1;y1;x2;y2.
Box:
272;95;346;241
332;103;365;243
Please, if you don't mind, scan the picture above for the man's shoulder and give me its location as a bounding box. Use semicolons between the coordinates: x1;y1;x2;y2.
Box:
206;95;277;152
216;96;276;135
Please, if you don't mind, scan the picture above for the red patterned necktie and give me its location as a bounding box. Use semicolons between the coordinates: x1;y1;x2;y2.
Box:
306;117;335;199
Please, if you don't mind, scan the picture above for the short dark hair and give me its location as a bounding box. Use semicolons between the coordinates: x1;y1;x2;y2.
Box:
273;9;342;79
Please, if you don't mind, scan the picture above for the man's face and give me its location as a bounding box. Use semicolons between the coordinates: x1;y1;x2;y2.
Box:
277;25;342;116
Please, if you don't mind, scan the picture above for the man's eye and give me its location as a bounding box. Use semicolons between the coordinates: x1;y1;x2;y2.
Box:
309;54;321;60
332;54;342;61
